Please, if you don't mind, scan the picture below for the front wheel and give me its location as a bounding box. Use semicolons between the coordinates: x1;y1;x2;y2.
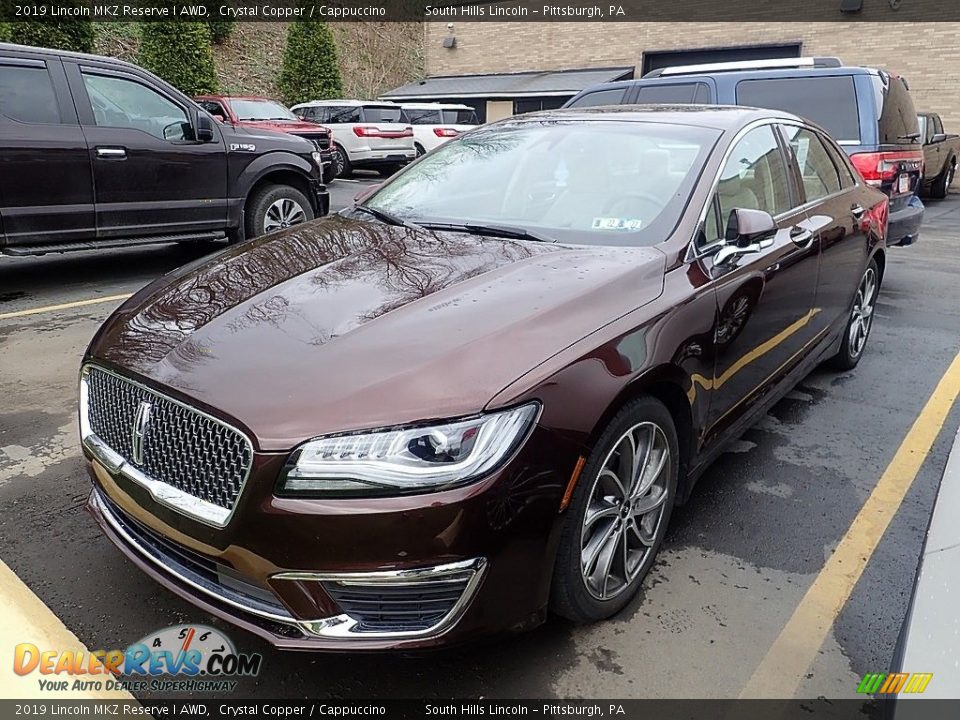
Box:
551;397;678;623
245;184;314;239
827;258;879;371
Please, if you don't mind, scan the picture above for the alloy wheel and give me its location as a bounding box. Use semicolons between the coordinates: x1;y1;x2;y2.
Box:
263;198;306;233
848;266;877;359
579;422;671;601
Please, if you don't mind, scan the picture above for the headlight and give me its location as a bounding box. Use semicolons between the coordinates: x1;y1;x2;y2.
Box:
278;403;540;497
311;150;324;167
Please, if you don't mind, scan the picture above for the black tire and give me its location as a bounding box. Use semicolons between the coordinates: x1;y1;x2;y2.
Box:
377;163;404;178
415;142;426;157
551;396;679;624
827;257;880;371
931;158;956;200
244;184;314;239
333;144;352;178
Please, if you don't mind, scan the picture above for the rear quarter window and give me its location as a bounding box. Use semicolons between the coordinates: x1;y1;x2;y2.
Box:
871;75;920;145
566;87;628;108
635;82;711;104
736;76;861;143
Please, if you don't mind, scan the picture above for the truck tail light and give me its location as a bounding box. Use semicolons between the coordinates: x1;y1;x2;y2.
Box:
432;127;460;138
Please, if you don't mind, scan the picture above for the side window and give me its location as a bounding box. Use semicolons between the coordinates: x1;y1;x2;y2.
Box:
781;126;842;202
199;100;225;117
327;106;361;123
822;134;858;188
82;73;190;141
567;87;627;108
0;62;61;124
710;125;792;241
934;115;944;136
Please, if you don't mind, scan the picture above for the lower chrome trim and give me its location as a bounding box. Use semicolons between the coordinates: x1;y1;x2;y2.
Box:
91;487;487;641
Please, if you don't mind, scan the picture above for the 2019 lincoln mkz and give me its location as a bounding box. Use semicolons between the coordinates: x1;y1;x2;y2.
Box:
82;106;888;650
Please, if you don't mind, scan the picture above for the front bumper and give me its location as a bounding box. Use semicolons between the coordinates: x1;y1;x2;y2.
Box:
84;423;576;651
309;178;330;217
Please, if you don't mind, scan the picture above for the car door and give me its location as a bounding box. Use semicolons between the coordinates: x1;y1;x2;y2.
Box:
695;123;821;447
64;61;228;240
0;53;95;248
779;123;871;339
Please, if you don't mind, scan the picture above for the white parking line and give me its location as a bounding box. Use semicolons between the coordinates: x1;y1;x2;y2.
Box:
0;294;132;321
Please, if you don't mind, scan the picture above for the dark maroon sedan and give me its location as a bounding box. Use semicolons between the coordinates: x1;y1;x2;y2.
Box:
82;106;888;650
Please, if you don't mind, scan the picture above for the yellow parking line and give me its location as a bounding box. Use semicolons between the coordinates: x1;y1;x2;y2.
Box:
0;294;132;321
0;558;134;700
741;349;960;698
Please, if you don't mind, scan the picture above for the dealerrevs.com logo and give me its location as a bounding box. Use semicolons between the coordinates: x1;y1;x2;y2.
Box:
14;624;262;693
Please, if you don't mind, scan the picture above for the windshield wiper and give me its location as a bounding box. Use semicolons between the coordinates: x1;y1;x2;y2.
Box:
419;221;556;244
353;204;423;231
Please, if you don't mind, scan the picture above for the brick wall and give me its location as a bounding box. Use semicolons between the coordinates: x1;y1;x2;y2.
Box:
424;22;960;132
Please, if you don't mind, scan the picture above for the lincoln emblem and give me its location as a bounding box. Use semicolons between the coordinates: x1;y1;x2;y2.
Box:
131;401;152;466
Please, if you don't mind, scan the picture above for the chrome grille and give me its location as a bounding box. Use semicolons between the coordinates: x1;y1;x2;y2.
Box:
83;367;253;518
293;133;331;151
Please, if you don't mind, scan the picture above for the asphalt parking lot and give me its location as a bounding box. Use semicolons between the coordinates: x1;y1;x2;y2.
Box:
1;182;958;700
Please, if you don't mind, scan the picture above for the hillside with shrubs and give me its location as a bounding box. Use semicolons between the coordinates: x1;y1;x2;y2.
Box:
1;19;423;102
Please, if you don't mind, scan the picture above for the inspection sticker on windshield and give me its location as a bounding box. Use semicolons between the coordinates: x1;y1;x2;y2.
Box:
592;217;643;231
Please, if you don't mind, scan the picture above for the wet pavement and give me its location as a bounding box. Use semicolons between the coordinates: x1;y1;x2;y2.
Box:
1;186;958;699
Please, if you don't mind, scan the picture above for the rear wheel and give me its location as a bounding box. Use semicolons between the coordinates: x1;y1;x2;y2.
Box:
245;184;314;239
827;258;879;371
551;397;678;623
931;158;956;199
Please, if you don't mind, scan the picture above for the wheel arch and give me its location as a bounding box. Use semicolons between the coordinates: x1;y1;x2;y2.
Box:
586;364;696;505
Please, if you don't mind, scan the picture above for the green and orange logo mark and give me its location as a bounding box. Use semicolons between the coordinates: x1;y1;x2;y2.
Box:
857;672;933;695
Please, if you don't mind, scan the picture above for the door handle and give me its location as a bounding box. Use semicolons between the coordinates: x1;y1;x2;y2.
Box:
789;226;813;247
96;147;126;159
851;204;866;221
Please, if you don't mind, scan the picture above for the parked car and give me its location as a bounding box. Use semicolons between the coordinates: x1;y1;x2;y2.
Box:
399;102;480;155
566;57;924;246
917;112;959;199
0;43;328;255
290;99;415;178
195;95;337;184
83;106;887;650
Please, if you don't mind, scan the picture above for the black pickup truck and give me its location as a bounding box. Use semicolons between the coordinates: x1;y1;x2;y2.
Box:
919;112;959;199
0;42;329;256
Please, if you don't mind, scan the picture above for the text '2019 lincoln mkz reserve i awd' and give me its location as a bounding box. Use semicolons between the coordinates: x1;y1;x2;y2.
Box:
83;105;889;650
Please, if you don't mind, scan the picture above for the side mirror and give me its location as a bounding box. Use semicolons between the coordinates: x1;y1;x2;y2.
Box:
354;183;382;204
715;208;776;265
195;113;215;143
932;133;947;144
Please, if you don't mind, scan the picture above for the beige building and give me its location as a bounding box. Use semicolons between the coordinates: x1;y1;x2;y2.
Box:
383;22;960;132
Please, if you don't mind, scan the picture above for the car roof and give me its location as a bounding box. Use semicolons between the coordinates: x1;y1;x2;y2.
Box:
398;102;474;110
608;65;880;89
291;99;398;108
197;95;279;102
507;104;806;131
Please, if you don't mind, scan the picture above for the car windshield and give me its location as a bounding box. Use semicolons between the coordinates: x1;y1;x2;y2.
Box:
364;120;719;246
230;99;298;121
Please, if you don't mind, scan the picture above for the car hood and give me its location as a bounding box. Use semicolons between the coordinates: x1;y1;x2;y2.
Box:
88;217;666;451
238;119;328;135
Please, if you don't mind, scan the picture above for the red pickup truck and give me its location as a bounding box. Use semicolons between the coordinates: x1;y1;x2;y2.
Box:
195;95;337;184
